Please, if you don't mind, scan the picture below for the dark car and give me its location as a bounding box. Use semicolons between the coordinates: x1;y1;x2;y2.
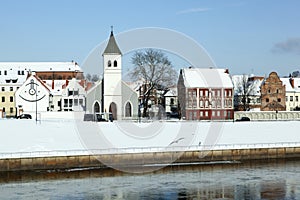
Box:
236;117;250;122
17;114;32;119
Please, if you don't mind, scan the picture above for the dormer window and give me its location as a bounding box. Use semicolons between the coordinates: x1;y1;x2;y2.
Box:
114;60;117;67
108;60;112;67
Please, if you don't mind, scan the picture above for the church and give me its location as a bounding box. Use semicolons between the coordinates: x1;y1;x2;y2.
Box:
86;30;138;120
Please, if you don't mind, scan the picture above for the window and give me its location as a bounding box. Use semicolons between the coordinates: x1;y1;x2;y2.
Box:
205;90;208;97
199;100;203;107
68;90;73;96
205;100;209;108
79;99;83;105
286;96;288;102
0;71;1;75
4;70;7;75
10;87;13;91
21;71;25;75
1;87;4;91
277;98;281;102
74;90;79;96
10;107;13;113
212;111;215;117
268;89;270;94
2;97;5;102
10;96;13;102
69;99;73;107
200;90;203;96
108;60;112;67
64;99;68;107
217;90;220;97
114;60;117;67
224;111;227;116
18;71;20;75
296;96;299;102
276;89;279;93
200;111;203;117
205;111;208;117
266;98;269;103
290;96;293;102
74;99;78;106
170;98;174;105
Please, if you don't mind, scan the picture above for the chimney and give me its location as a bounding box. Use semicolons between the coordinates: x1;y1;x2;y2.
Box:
224;69;229;74
290;78;295;88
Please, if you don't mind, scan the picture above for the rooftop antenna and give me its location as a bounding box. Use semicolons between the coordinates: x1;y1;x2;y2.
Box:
110;26;113;36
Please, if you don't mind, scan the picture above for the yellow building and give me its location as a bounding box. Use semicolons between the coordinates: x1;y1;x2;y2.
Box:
0;85;20;117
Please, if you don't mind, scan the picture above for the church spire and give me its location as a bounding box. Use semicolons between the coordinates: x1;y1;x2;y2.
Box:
103;26;122;55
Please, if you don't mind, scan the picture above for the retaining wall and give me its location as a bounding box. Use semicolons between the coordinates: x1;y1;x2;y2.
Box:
1;147;300;172
235;111;300;121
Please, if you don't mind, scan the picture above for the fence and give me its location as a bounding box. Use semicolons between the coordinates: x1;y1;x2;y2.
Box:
235;111;300;121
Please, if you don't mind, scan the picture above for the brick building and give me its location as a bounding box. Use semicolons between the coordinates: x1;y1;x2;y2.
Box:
261;72;286;111
177;67;234;120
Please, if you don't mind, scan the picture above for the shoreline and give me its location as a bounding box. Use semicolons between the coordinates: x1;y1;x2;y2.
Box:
1;146;300;172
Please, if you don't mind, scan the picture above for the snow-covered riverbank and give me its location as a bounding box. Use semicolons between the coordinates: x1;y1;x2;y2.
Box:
0;118;299;159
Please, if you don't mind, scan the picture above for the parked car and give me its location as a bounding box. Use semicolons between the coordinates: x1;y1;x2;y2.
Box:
17;114;32;119
236;117;250;122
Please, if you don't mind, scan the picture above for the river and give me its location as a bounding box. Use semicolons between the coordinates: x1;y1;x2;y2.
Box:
0;159;299;199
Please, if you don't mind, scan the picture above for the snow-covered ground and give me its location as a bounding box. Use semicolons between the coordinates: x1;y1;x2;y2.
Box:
0;117;300;159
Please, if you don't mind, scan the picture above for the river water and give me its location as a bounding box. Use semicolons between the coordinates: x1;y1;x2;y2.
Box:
0;159;299;199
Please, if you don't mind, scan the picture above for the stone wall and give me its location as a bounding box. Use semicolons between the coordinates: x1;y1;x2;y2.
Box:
235;111;300;121
1;147;300;172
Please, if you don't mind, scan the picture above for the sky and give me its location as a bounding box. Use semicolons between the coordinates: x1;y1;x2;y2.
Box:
0;0;300;77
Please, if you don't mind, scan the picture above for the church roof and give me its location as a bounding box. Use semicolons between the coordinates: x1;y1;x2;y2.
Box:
103;31;122;55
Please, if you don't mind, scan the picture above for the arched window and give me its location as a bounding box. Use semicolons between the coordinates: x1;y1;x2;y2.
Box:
125;102;132;117
108;60;112;67
114;60;117;67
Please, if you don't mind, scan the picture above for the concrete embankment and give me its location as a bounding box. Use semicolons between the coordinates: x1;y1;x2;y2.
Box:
1;147;300;172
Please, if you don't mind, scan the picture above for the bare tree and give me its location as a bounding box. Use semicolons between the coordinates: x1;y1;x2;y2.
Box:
235;74;256;111
85;73;91;81
91;74;100;82
130;49;177;117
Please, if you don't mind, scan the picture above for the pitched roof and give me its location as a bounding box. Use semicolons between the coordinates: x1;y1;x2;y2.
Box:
102;31;122;55
181;68;233;88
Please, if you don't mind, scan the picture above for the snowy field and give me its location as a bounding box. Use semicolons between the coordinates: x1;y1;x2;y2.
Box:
0;118;300;159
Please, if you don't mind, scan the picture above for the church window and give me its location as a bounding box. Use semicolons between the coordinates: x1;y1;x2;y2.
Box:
108;60;112;67
266;98;269;103
114;60;117;67
125;102;132;117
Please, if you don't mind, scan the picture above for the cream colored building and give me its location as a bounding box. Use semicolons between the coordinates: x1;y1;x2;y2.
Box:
281;77;300;111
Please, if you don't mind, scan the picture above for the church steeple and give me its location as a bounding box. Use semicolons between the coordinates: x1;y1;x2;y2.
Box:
103;26;122;55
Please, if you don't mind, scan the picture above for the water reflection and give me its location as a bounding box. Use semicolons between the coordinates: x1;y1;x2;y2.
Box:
0;159;299;199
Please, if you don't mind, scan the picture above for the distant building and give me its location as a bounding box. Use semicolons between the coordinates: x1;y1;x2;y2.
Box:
261;72;286;111
232;75;264;111
164;87;178;117
280;77;300;111
0;61;84;118
86;30;138;120
177;67;234;120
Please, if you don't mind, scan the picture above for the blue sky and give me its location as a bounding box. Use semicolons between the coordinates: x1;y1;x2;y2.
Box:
1;0;300;77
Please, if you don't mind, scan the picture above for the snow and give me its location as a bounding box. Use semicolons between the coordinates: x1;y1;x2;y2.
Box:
0;118;300;159
281;77;300;92
182;68;233;88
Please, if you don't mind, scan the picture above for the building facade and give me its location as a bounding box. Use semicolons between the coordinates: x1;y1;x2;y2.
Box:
261;72;286;111
178;68;234;120
86;30;138;120
0;61;84;118
281;77;300;111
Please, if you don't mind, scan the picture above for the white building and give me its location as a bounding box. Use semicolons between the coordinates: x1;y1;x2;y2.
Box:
281;77;300;111
86;30;138;120
15;74;51;117
164;87;178;114
0;62;84;118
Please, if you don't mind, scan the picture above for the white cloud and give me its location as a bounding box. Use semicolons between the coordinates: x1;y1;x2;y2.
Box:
176;7;211;15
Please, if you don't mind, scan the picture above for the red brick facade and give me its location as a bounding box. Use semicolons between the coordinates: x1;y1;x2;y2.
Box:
261;72;286;111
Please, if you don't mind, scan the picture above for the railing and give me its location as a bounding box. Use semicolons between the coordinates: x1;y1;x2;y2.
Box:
1;142;300;159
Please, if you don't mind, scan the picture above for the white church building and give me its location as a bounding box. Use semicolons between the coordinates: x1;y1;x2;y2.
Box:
86;30;138;120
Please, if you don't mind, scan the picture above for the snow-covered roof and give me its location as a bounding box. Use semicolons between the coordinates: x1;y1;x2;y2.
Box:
0;62;82;85
281;78;300;92
0;62;81;72
181;68;233;88
165;87;177;97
